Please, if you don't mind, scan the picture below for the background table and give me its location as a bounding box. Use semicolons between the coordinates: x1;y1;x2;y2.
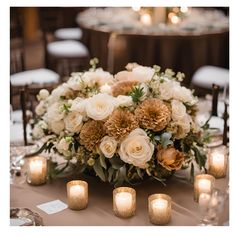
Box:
80;26;228;86
10;167;229;226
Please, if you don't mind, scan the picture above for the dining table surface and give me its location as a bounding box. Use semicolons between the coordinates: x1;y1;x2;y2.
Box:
10;156;229;226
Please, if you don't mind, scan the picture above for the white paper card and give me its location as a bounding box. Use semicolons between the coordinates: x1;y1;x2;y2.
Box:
10;218;26;226
37;200;68;214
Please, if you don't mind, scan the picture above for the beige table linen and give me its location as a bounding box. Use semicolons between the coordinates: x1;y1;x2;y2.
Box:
10;169;229;226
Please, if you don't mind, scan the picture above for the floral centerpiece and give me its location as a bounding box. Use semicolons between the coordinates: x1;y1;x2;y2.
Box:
32;59;207;186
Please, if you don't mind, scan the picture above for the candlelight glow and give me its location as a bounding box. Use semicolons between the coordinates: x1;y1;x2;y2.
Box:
141;13;152;26
132;6;141;12
180;7;189;13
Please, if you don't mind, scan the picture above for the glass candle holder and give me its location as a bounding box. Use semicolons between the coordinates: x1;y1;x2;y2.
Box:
67;180;88;210
113;187;136;218
194;174;215;202
208;145;228;178
148;193;172;225
27;156;47;185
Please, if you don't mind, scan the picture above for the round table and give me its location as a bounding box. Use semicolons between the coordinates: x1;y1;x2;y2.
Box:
77;10;229;86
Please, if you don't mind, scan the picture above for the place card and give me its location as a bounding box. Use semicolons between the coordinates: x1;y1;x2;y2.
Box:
37;200;68;214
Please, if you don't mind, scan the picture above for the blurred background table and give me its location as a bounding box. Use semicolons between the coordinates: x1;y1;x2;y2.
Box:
77;8;229;86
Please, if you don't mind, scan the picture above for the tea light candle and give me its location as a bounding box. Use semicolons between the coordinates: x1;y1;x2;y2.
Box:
141;13;152;26
208;146;228;178
194;174;215;202
67;180;88;210
199;193;211;209
100;83;112;94
27;156;47;185
148;194;171;225
113;187;136;218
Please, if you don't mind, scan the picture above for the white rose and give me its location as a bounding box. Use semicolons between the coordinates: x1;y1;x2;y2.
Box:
173;86;197;105
49;120;65;134
50;83;72;102
82;68;114;87
86;93;115;120
116;95;133;107
118;128;154;168
35;101;46;116
67;74;83;91
47;102;65;122
56;138;71;157
64;111;83;133
70;98;87;115
99;136;118;158
130;66;155;83
171;100;187;121
158;80;174;100
38;89;49;100
32;125;44;139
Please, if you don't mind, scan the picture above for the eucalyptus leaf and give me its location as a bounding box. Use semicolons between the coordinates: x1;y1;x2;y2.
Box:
108;167;115;182
137;168;143;179
109;157;123;169
152;176;166;186
190;163;194;184
99;154;107;169
93;158;106;181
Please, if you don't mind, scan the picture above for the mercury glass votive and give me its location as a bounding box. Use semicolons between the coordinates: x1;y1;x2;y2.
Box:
27;156;47;185
148;194;172;225
208;145;228;178
113;187;136;218
194;174;215;202
67;180;88;210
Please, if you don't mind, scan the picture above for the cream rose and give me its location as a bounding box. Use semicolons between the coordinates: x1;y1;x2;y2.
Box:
32;125;44;139
158;80;176;100
35;101;46;116
118;128;154;168
171;100;187;122
82;68;114;87
67;73;83;91
130;66;155;83
64;111;83;133
86;93;115;120
56;138;71;157
49;120;65;134
116;95;133;107
173;86;197;105
47;102;65;122
99;136;118;158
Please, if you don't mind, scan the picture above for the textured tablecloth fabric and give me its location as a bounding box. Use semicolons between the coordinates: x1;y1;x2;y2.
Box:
10;169;229;226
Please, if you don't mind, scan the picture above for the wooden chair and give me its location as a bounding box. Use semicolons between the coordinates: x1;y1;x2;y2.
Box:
19;83;56;146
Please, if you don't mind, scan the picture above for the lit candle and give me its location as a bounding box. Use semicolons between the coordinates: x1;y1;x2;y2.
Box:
148;194;171;225
100;83;112;94
208;146;228;178
113;187;136;218
27;156;47;185
67;180;88;210
199;193;211;209
194;174;215;202
180;7;189;13
170;14;180;24
141;13;152;26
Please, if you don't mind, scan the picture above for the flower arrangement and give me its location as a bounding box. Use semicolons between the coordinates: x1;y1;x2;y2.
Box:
32;59;207;186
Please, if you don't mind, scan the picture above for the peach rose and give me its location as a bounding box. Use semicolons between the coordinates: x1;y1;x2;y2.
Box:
157;146;184;171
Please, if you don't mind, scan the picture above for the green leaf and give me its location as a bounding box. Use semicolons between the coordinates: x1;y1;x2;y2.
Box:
129;86;144;103
192;146;206;170
152;176;166;186
160;132;173;148
108;167;115;182
109;157;123;169
190;163;194;184
99;154;107;169
137;168;143;179
93;158;106;181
